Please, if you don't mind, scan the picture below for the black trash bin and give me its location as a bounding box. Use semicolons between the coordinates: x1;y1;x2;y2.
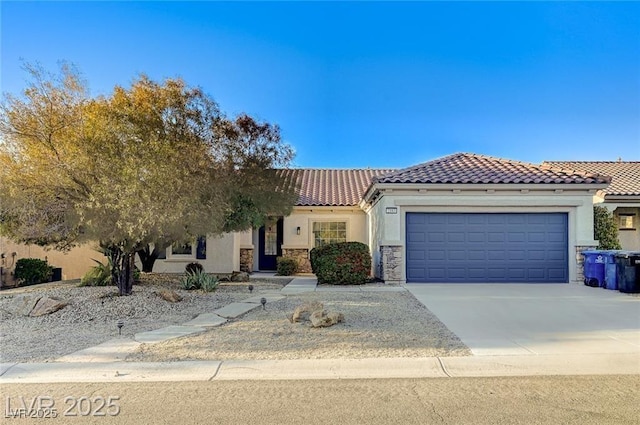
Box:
50;267;62;282
615;252;640;293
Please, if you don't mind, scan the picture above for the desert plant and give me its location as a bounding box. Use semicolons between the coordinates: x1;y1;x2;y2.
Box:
276;257;298;276
313;242;371;285
200;274;220;292
185;262;204;275
13;258;54;286
180;269;219;291
79;259;112;287
594;206;621;249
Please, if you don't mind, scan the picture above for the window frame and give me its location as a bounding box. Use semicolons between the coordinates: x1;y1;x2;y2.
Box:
311;220;348;248
618;214;636;230
169;240;195;258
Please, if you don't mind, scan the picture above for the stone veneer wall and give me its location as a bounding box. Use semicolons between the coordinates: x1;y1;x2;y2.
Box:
575;245;597;284
380;245;402;283
239;248;253;273
282;248;312;273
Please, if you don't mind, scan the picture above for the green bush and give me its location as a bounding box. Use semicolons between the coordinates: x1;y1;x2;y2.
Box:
14;258;53;286
185;262;204;275
309;247;320;274
594;206;621;249
180;269;219;291
313;242;371;285
79;259;112;287
276;257;298;276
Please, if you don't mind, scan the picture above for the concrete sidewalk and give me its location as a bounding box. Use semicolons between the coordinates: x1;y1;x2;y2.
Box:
1;353;638;383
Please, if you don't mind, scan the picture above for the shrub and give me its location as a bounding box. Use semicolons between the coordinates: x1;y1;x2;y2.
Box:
309;247;320;274
14;258;53;286
313;242;371;285
185;262;204;275
276;257;298;276
180;269;219;291
79;259;112;287
133;266;141;283
594;206;621;249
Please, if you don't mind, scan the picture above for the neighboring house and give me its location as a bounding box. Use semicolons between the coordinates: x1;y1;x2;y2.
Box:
544;161;640;251
2;152;619;285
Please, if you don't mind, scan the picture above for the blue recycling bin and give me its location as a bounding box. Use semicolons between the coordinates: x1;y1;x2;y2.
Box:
582;250;606;287
601;251;620;290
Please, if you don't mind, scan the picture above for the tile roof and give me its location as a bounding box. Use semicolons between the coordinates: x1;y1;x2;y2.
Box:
543;161;640;196
374;153;611;185
279;168;394;206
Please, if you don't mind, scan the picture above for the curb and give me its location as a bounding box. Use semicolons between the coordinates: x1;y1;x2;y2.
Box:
2;354;638;383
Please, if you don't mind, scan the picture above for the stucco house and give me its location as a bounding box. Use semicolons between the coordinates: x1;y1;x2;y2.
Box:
152;153;612;284
4;152;635;285
543;161;640;251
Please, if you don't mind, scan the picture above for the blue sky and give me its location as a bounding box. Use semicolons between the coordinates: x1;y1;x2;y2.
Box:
2;1;639;168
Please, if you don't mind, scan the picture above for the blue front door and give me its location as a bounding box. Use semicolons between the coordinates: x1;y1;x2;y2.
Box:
406;213;568;283
258;217;283;270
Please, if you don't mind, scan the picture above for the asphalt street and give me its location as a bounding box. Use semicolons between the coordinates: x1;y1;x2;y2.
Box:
2;375;638;424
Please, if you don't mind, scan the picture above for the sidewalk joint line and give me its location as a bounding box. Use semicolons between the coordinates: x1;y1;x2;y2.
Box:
437;357;452;377
208;361;223;381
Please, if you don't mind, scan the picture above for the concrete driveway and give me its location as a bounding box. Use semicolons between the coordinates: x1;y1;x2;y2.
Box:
405;283;640;356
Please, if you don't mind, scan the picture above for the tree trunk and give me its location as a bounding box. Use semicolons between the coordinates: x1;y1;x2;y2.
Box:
105;245;134;296
137;244;161;273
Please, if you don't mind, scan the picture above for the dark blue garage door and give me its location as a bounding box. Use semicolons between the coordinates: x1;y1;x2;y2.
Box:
406;213;568;283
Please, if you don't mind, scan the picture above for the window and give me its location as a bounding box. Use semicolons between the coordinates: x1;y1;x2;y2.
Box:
264;222;278;256
171;241;193;256
618;215;635;230
313;221;347;247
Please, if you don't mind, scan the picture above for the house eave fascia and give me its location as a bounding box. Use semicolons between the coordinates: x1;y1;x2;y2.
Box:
363;182;609;203
293;205;364;212
602;195;640;201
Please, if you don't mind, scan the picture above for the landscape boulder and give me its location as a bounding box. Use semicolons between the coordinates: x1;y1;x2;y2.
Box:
159;290;182;303
289;301;324;323
29;296;67;317
230;271;250;282
11;295;42;316
310;310;344;328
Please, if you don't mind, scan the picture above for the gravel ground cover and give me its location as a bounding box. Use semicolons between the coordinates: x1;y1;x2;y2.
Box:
1;275;471;363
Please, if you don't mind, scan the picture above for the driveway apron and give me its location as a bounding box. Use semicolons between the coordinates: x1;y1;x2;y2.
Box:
404;283;640;356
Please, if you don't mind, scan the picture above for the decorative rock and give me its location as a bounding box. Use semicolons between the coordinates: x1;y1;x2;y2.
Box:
159;290;182;303
7;295;42;317
29;296;67;317
290;301;324;323
310;310;344;328
231;271;250;282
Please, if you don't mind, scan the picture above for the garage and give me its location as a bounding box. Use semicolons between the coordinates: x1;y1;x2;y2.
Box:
406;212;568;283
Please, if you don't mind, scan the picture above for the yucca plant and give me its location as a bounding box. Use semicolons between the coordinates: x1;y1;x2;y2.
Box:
180;269;219;292
79;259;112;287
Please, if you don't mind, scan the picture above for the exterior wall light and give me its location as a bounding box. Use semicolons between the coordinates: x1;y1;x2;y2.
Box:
296;226;301;235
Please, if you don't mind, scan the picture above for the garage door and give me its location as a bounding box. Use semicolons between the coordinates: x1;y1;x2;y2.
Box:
406;213;568;283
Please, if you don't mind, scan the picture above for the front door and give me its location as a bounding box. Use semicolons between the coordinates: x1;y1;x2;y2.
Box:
258;217;283;270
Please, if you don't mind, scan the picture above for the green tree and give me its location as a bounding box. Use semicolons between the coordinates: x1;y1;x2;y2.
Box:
594;205;621;250
0;63;296;294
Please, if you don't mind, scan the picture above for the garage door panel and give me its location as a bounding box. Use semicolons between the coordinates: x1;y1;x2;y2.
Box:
528;232;546;242
468;250;486;260
508;250;526;260
406;213;568;283
467;232;485;243
548;232;566;242
427;232;446;242
488;232;505;242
